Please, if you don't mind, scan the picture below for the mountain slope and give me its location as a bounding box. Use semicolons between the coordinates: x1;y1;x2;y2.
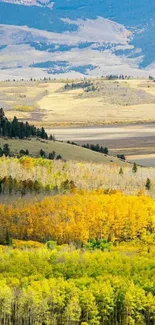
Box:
0;0;155;79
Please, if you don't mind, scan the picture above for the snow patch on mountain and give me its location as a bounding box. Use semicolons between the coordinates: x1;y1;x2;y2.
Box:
0;0;54;8
0;0;155;78
0;18;142;78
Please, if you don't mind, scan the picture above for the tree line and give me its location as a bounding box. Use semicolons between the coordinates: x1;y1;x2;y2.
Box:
0;108;48;139
67;141;127;160
67;141;109;155
0;176;76;196
64;81;93;90
106;74;131;80
82;143;109;155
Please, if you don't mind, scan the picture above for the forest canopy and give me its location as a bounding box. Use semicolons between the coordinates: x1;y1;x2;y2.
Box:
0;191;155;244
0;240;154;325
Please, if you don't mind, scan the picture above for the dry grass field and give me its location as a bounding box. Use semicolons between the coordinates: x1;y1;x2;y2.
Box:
1;78;155;127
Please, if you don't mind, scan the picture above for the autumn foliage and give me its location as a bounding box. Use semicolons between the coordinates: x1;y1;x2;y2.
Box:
0;191;155;244
0;242;154;325
0;156;155;325
1;156;155;195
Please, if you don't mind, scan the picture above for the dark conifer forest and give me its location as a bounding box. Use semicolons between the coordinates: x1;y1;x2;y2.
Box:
0;108;48;139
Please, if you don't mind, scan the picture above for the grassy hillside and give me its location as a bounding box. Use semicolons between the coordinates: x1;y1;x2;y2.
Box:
2;78;155;126
0;137;126;165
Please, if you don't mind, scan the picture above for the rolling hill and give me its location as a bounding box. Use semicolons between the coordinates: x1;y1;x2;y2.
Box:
2;79;155;127
0;137;127;165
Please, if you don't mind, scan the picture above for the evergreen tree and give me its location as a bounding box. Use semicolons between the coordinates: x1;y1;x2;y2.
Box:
117;154;126;161
49;151;56;160
119;167;123;175
5;230;12;246
40;149;46;158
49;134;54;140
145;178;151;191
20;149;26;156
82;143;109;155
8;176;14;195
3;144;10;156
0;109;49;140
41;127;48;139
56;154;62;160
104;147;109;155
20;149;29;156
132;162;138;173
25;122;31;137
0;147;3;157
12;116;20;137
0;178;3;194
0;108;5;122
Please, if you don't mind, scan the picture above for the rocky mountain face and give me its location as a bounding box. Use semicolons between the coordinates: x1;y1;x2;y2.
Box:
0;0;154;79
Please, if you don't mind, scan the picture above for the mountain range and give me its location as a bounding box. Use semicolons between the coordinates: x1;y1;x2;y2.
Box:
0;0;155;79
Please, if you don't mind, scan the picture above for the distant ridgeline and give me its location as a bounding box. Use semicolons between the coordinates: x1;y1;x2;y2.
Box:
0;108;48;139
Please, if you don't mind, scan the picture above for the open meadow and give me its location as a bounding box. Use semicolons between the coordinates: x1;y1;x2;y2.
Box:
2;78;155;127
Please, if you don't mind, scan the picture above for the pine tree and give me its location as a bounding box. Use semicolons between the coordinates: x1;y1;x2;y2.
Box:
104;147;109;155
56;154;62;160
41;127;48;139
49;151;56;160
119;167;123;175
0;109;49;140
145;178;151;191
132;162;138;173
40;149;46;158
3;144;10;156
0;147;3;157
5;231;12;246
20;149;26;156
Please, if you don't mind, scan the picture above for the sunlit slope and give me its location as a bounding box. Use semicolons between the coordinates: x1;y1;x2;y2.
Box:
2;79;155;126
0;137;127;165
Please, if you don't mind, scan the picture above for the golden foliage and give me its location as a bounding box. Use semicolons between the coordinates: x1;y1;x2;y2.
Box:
0;191;155;244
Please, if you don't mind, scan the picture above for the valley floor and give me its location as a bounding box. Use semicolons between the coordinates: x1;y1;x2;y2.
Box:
2;78;155;166
46;123;155;166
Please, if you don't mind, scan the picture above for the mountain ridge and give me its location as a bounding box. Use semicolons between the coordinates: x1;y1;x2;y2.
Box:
0;0;155;79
